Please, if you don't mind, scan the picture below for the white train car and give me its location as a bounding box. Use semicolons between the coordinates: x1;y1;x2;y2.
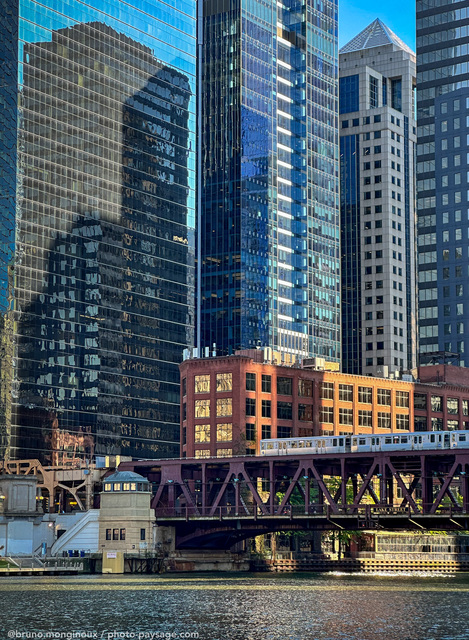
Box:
260;430;469;456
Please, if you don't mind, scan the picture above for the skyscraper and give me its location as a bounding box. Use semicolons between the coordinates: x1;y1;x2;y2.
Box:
417;0;469;365
339;20;417;376
198;0;340;361
0;2;196;463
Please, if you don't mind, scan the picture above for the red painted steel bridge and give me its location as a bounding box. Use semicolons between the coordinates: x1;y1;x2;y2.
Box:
120;448;469;548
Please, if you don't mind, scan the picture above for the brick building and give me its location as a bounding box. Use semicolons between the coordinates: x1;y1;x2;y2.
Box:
180;351;469;458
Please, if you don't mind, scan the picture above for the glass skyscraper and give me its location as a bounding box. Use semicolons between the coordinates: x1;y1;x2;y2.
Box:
416;0;469;365
199;0;340;361
0;1;196;463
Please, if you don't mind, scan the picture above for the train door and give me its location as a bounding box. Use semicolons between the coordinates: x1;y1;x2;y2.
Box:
345;437;351;453
444;433;450;449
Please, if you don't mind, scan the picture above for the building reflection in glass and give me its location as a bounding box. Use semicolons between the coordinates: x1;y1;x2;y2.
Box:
0;13;195;464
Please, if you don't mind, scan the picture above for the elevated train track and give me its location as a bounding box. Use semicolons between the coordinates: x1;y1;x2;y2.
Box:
120;443;469;548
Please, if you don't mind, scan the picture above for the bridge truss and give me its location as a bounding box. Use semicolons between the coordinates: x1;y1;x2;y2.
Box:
121;449;469;548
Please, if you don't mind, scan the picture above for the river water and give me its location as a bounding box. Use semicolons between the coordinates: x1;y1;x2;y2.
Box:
2;572;469;640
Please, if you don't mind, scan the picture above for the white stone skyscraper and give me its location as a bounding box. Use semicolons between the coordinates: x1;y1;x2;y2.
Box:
339;20;417;376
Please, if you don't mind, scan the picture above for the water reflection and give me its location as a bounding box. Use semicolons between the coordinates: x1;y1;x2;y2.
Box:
2;573;469;640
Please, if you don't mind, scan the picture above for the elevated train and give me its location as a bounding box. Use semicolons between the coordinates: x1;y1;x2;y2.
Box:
260;429;469;456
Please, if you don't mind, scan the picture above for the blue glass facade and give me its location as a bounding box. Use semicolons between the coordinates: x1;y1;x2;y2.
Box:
0;1;196;463
200;0;340;360
417;0;469;365
339;74;359;114
340;133;361;374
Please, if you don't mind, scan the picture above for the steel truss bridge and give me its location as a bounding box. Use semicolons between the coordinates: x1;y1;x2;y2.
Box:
120;448;469;549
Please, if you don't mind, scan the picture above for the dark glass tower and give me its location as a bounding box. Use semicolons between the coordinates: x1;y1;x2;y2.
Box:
0;3;196;463
417;0;469;365
199;0;340;361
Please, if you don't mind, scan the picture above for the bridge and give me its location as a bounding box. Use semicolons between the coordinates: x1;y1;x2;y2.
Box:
120;447;469;549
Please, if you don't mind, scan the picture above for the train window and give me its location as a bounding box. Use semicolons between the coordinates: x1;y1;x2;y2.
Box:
298;441;304;448
419;436;422;443
393;437;399;444
306;441;312;447
352;438;357;446
459;435;466;442
430;435;435;443
291;441;297;448
401;437;408;444
359;438;366;445
267;444;274;450
339;438;344;447
385;437;392;444
333;439;337;446
371;438;375;445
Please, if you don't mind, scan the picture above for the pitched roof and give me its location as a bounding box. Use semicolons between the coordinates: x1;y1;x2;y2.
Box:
340;19;414;55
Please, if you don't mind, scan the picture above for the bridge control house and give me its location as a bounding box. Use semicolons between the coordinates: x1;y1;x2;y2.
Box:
180;350;469;458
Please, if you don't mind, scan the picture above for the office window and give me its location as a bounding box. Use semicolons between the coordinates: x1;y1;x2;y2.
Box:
447;398;459;415
414;393;427;410
277;377;293;396
216;423;232;442
396;414;409;430
378;412;391;429
320;382;334;399
216;398;232;417
195;424;210;443
377;389;391;405
216;373;232;392
396;391;409;408
246;423;256;441
339;408;353;426
195;399;210;418
320;407;334;423
262;375;271;393
298;404;313;422
262;399;271;418
431;396;443;412
359;410;372;427
298;379;313;397
246;373;256;391
195;449;210;459
277;402;293;420
195;375;210;394
246;398;256;417
369;76;379;108
358;386;372;403
339;384;353;402
262;424;271;439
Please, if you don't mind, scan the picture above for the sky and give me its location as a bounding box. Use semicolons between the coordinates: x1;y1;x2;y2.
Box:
339;0;416;51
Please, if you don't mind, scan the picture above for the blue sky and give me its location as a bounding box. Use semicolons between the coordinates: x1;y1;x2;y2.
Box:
339;0;416;51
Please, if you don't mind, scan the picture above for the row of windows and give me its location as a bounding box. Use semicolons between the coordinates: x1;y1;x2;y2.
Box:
105;528;146;541
341;114;383;128
246;373;313;396
320;407;409;429
194;448;232;458
414;394;469;414
193;373;232;394
194;398;232;418
195;423;232;443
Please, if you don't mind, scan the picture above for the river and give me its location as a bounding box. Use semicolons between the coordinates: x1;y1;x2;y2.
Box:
1;572;469;640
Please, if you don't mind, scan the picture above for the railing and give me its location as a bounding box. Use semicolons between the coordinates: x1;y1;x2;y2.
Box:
154;503;468;520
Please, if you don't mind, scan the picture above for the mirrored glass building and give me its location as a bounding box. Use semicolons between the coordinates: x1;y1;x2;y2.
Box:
199;0;340;361
0;1;196;463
